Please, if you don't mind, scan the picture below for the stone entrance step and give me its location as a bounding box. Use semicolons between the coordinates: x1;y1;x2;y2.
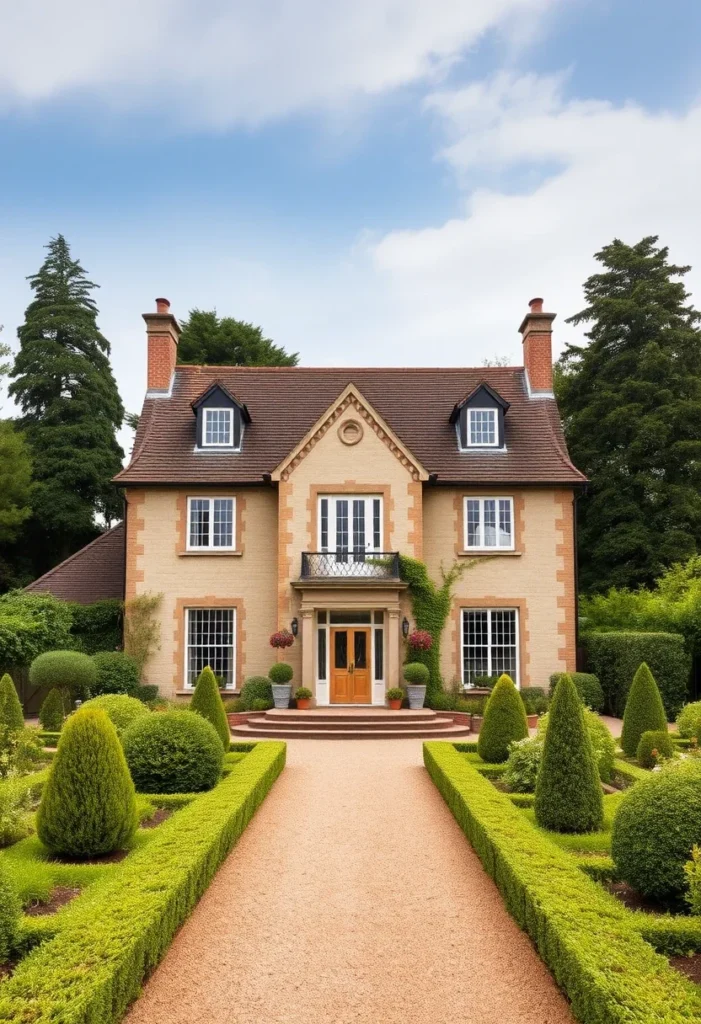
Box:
230;707;471;740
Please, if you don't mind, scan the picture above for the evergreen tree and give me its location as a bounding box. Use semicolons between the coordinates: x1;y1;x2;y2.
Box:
190;665;230;749
10;236;124;574
0;673;24;731
620;662;668;757
177;309;298;367
557;237;701;592
38;687;65;733
477;674;528;763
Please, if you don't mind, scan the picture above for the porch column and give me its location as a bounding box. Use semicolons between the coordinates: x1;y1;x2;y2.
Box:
388;607;401;687
301;609;314;692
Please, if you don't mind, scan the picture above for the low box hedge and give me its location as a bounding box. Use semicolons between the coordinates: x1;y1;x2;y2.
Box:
0;740;286;1024
423;741;700;1024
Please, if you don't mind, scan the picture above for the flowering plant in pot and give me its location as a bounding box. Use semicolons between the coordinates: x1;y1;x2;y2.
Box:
269;662;293;709
270;629;294;649
386;687;404;711
407;629;432;652
403;663;430;709
295;687;313;710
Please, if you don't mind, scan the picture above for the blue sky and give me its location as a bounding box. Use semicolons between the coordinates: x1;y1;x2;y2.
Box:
1;0;700;445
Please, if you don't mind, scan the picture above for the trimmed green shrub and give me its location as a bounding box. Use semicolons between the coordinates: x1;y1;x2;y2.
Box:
549;672;604;712
520;686;549;715
38;687;64;732
428;692;455;711
122;711;224;793
684;846;701;916
477;674;528;764
91;651;140;696
620;662;668;758
0;742;285;1023
134;684;159;703
585;631;689;717
0;673;23;731
0;592;73;667
69;599;122;655
29;650;97;700
0;861;20;963
612;760;701;903
37;707;138;857
268;662;293;684
676;700;701;739
190;666;230;750
637;729;675;769
504;736;543;793
251;698;274;711
403;662;430;685
82;694;150;733
538;708;616;784
223;697;244;713
535;673;603;833
239;676;273;710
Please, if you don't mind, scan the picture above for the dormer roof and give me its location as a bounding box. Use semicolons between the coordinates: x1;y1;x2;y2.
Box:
449;381;511;424
190;381;251;423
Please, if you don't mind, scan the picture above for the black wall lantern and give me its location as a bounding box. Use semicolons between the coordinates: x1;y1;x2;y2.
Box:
401;617;410;638
291;618;299;637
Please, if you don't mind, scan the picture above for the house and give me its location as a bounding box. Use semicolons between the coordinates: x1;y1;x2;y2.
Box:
107;296;585;703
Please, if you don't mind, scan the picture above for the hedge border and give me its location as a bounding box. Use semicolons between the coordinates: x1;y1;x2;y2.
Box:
0;740;286;1024
611;758;650;788
423;741;700;1024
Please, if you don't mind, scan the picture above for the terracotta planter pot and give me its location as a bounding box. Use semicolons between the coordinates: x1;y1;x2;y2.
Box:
526;713;538;729
471;715;483;734
388;698;402;710
296;698;311;710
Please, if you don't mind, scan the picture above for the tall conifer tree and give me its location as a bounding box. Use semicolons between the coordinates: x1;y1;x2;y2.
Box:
10;236;124;573
557;236;701;592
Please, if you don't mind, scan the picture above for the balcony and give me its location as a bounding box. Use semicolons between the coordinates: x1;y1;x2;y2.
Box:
300;551;400;581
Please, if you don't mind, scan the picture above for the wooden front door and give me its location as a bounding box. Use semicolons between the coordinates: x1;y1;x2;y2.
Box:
330;627;371;704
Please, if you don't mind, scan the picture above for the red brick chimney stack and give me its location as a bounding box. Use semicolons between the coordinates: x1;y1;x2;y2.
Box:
144;297;181;392
518;296;556;394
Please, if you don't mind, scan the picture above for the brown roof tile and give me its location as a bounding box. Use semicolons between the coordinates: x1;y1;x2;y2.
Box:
25;523;125;604
115;366;585;486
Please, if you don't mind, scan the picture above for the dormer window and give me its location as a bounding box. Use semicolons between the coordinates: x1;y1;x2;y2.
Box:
191;382;251;452
468;409;497;447
451;382;510;452
204;408;233;447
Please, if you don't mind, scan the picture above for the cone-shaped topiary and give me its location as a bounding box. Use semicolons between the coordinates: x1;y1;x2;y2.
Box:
477;674;529;764
0;673;23;731
620;662;668;758
0;861;20;964
38;687;65;732
190;665;230;750
37;706;138;858
535;673;603;833
636;729;675;769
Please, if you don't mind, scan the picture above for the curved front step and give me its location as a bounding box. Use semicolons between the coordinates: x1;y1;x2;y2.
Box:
231;715;471;740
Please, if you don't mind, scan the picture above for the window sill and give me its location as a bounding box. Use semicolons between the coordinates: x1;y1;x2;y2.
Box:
179;550;243;557
458;549;522;557
175;689;239;697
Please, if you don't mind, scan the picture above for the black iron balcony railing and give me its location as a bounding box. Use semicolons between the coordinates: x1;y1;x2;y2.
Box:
300;551;400;580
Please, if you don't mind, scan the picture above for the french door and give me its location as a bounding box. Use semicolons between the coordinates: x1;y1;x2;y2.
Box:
319;495;383;574
330;627;371;703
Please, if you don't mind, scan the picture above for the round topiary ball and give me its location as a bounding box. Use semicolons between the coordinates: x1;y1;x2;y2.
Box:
38;687;65;733
239;676;273;710
37;707;138;857
269;662;294;684
676;701;701;739
190;665;230;749
29;650;97;700
0;673;24;731
122;710;224;793
91;651;141;696
403;663;430;685
611;760;701;903
620;662;668;758
478;674;529;764
82;694;150;733
636;729;675;769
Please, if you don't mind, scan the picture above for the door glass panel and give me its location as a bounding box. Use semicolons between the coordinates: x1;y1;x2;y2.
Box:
318;628;327;680
352;499;366;561
334;631;348;669
374;628;383;680
335;500;348;563
354;631;367;670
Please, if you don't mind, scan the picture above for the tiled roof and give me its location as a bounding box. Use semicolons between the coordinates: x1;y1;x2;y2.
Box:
24;523;125;604
115;366;586;486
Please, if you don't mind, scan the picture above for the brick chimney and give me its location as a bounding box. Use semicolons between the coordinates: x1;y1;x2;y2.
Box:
143;298;181;392
518;297;556;395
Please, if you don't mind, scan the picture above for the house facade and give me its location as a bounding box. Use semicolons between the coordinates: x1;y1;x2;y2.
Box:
114;297;585;703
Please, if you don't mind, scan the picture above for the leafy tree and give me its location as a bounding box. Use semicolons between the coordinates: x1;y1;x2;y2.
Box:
620;662;668;757
177;309;298;367
557;236;701;592
10;235;124;573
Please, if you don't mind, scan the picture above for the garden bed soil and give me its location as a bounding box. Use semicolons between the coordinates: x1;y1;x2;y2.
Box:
140;807;172;830
50;849;129;865
669;953;701;985
0;961;17;981
26;886;81;916
605;881;667;914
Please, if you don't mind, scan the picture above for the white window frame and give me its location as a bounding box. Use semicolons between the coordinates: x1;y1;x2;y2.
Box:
317;495;384;555
463;496;514;551
184;607;236;690
203;407;234;447
186;496;236;551
467;407;499;448
461;608;519;688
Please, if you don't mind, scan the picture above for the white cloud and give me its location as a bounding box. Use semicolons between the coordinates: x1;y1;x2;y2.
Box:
0;0;556;126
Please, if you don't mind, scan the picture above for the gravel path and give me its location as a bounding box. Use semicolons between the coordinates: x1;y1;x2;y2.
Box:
125;739;573;1024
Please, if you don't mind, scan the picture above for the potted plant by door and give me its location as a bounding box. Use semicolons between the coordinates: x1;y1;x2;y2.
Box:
403;663;430;710
386;687;404;711
269;662;294;709
295;687;313;710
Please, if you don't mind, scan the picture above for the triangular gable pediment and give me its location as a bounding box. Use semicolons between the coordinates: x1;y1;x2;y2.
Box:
271;383;429;482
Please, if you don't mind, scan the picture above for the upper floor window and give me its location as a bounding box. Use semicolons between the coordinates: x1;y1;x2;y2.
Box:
464;497;514;550
468;408;498;447
204;408;233;447
187;497;236;550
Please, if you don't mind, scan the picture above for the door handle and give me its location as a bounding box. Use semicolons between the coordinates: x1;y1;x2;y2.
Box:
349;662;354;673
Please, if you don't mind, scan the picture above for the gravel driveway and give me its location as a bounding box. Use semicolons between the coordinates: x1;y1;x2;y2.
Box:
125;739;573;1024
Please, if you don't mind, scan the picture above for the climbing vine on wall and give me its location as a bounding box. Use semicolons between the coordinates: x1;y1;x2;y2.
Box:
398;555;474;702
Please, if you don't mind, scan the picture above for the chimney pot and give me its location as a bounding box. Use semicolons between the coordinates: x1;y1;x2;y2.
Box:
155;297;171;313
529;297;543;313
